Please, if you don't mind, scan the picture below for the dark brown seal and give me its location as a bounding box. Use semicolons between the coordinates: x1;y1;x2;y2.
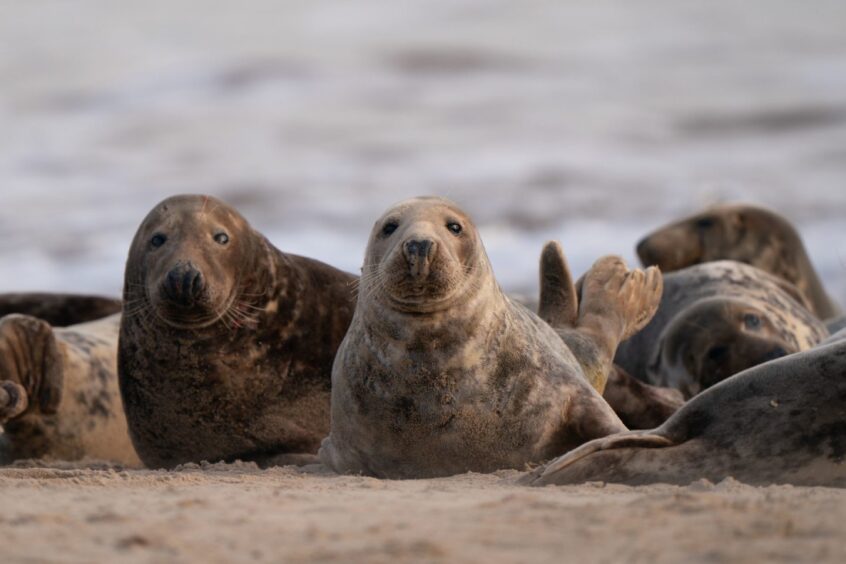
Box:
615;261;828;399
319;197;662;478
636;203;840;319
0;293;121;327
118;195;356;469
527;336;846;488
0;313;139;465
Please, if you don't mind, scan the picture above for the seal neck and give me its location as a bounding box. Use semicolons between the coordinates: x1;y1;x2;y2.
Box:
357;274;508;354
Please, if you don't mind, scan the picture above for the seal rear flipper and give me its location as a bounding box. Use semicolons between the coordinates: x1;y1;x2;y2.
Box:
0;314;63;416
524;431;675;486
0;380;28;422
538;241;578;328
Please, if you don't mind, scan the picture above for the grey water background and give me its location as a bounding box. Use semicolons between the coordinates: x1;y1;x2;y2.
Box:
1;0;844;303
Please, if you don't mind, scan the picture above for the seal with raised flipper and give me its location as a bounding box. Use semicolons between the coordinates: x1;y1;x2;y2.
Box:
118;194;356;469
0;313;139;466
636;203;840;319
319;197;662;479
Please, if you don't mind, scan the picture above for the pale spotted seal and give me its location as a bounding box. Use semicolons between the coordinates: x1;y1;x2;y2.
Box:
0;313;139;465
615;261;828;399
319;197;662;478
636;203;840;319
118;195;356;469
527;336;846;487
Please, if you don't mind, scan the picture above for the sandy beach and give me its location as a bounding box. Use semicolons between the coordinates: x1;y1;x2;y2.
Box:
2;461;845;564
1;1;845;562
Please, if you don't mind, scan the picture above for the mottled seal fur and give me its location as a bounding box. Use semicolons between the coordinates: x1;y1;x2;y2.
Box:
615;261;829;399
0;293;121;327
118;195;356;469
636;203;840;319
319;197;662;478
526;337;846;488
0;313;139;465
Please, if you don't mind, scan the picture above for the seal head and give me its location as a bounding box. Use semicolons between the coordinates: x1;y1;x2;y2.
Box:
636;204;840;319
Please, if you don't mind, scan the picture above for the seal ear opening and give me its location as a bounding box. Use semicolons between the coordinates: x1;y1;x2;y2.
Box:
538;241;578;328
523;431;675;486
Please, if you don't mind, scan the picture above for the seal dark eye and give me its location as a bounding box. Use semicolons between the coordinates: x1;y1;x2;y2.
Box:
382;222;398;236
447;222;462;235
151;234;167;248
214;232;230;245
695;218;715;230
743;313;762;330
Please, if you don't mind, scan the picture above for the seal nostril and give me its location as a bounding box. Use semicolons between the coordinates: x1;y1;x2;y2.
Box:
191;271;203;298
182;270;195;299
764;347;788;362
405;239;433;260
707;345;728;361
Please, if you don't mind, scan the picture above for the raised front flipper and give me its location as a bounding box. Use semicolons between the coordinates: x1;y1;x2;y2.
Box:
541;249;662;393
538;241;578;327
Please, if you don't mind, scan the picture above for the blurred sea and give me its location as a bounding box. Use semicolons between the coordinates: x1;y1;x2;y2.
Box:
1;0;844;302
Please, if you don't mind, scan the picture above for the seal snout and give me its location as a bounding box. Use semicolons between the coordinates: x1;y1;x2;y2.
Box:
636;237;655;265
403;238;437;278
162;261;206;306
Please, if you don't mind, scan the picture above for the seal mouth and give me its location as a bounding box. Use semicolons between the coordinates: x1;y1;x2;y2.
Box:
153;286;241;330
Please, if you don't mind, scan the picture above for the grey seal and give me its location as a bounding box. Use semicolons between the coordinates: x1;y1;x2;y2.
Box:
118;195;356;468
319;197;662;478
527;337;846;488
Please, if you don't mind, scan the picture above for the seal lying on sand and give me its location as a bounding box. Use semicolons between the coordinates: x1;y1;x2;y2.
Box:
0;293;121;327
536;241;683;429
118;195;356;469
526;336;846;488
0;313;139;465
636;203;840;319
319;197;662;478
615;261;828;399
